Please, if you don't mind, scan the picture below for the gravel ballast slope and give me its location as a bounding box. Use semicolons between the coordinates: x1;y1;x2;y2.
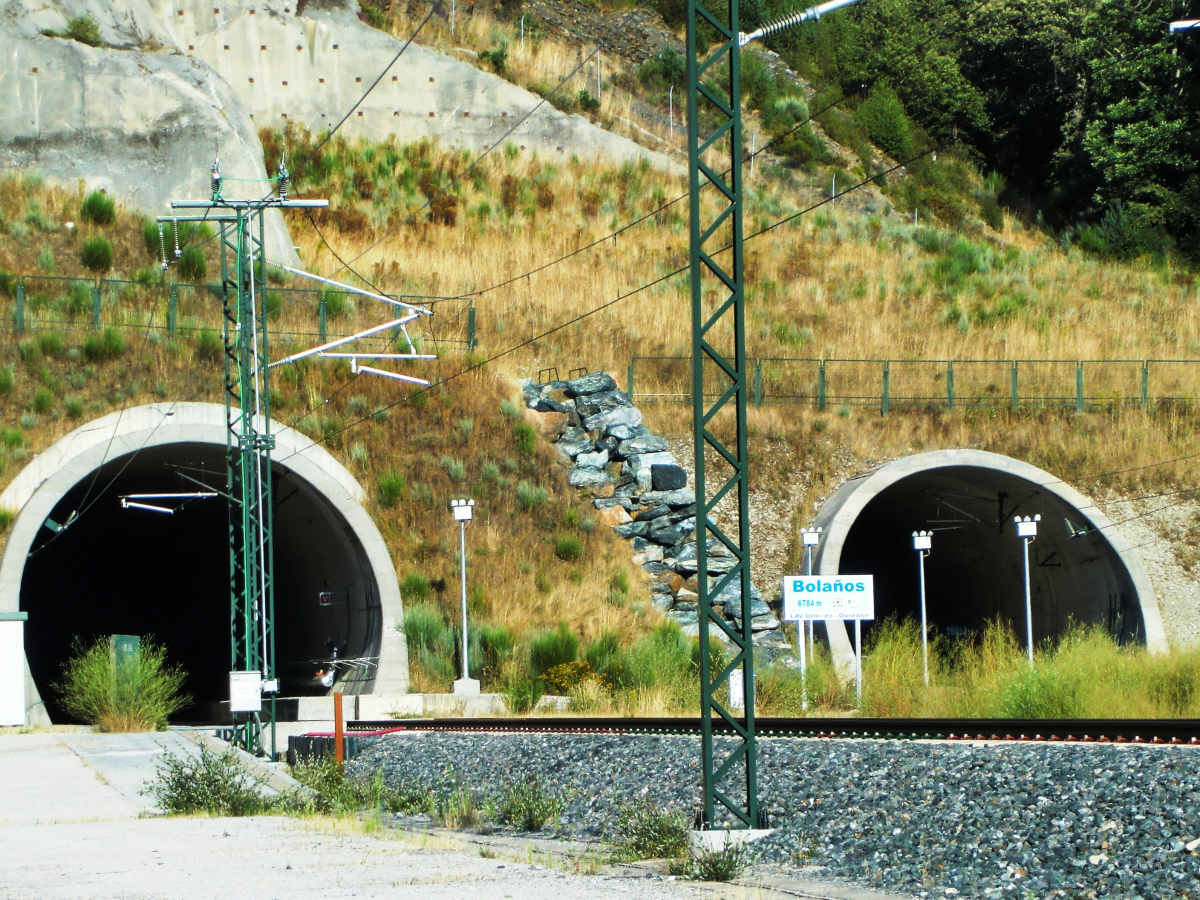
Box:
350;734;1200;899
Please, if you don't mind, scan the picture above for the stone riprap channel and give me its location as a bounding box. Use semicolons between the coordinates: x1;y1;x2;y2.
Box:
351;733;1200;899
520;371;792;663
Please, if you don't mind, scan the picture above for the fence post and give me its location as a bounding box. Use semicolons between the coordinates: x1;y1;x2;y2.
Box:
946;361;954;410
881;362;890;416
1141;362;1149;409
15;279;24;334
168;285;178;335
817;361;826;411
1075;362;1084;414
92;280;102;329
1011;362;1019;412
467;304;477;352
753;358;762;408
318;294;328;342
627;360;635;402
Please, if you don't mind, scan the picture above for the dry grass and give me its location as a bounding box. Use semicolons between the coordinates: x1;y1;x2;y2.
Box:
2;123;1198;698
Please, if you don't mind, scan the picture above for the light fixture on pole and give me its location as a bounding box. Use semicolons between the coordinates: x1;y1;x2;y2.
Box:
450;499;479;695
912;530;932;685
1014;515;1040;666
799;526;822;709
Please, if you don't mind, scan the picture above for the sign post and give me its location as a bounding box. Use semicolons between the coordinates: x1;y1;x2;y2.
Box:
782;575;875;707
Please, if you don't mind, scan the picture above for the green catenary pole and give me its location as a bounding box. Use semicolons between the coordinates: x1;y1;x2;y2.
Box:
15;279;24;334
687;0;758;829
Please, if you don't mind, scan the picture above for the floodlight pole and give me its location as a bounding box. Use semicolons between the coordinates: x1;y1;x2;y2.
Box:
1014;515;1041;666
687;0;867;827
912;530;932;685
451;499;477;693
164;186;327;757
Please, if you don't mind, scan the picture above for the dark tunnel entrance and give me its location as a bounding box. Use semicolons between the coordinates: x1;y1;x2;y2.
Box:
836;465;1145;650
20;443;381;723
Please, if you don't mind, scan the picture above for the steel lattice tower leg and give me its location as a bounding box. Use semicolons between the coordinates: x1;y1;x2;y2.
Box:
687;0;758;828
220;212;276;757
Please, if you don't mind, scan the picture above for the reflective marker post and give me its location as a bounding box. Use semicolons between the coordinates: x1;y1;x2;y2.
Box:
912;530;932;685
782;574;875;707
799;527;823;711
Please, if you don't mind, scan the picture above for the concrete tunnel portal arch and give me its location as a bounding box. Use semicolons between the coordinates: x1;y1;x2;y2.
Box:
0;403;408;726
809;449;1167;671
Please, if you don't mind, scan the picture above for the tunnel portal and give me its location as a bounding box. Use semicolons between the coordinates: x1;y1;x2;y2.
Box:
812;450;1165;668
0;404;407;726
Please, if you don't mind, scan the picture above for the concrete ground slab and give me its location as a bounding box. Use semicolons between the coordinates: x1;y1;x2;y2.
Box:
0;733;903;899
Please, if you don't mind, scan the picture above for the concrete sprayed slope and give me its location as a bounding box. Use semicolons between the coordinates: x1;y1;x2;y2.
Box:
159;0;672;167
0;0;295;263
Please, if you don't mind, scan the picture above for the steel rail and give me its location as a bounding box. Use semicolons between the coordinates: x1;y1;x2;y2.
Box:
341;716;1200;744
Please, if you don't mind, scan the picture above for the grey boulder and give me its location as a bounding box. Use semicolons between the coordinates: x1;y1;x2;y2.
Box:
583;405;643;432
566;372;618;397
651;464;688;491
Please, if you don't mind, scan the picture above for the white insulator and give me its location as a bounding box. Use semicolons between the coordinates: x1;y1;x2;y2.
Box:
158;222;168;270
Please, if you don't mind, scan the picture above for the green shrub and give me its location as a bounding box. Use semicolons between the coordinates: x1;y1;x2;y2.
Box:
80;236;113;273
66;15;103;46
65;397;84;419
321;289;351;319
501;672;543;713
141;745;271;815
288;755;427;815
689;838;747;881
0;366;12;396
83;326;124;361
400;572;431;602
772;322;812;347
512;420;537;455
195;329;222;363
479;42;508;74
979;195;1004;231
32;388;52;414
67;282;92;317
495;774;562;831
554;534;584;562
529;621;578;677
516;480;547;511
434;782;482;828
38;332;63;356
53;635;190;731
18;339;39;363
177;247;207;282
0;508;13;532
854;82;914;159
613;799;690;860
401;604;455;675
499;399;522;420
440;455;466;482
1;428;22;449
478;623;516;680
80;191;116;225
378;470;408;507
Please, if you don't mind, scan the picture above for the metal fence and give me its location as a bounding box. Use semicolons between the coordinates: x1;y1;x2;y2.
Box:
627;355;1200;412
3;275;475;352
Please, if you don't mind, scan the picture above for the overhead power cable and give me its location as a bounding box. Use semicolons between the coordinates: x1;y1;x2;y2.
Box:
274;138;946;462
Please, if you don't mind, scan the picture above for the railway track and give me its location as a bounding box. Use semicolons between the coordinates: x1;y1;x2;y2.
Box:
341;716;1200;744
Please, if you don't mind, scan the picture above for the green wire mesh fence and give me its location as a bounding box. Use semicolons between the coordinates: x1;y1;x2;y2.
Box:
628;356;1200;412
3;275;474;354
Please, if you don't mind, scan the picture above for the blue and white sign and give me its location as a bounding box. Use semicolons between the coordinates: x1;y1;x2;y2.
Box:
782;575;875;621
